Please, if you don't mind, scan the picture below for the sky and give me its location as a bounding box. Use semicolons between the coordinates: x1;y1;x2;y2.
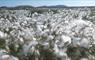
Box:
0;0;95;7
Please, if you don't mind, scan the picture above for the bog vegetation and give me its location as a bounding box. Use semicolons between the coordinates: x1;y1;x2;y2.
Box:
0;8;95;60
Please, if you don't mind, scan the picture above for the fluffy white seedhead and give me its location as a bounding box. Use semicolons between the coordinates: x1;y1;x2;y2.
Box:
0;31;7;39
0;49;7;56
61;35;71;44
0;8;95;60
8;56;19;60
80;58;88;60
80;38;90;48
0;55;10;60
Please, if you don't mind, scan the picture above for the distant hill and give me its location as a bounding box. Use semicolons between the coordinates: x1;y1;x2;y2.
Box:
38;5;95;8
0;5;34;10
1;5;95;10
37;5;67;8
14;5;34;9
0;5;68;9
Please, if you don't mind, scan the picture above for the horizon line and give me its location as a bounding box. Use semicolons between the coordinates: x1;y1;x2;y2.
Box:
1;5;95;7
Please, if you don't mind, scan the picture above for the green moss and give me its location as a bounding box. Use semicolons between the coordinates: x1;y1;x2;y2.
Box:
30;8;49;14
0;39;6;49
89;44;95;56
66;46;88;60
89;11;95;17
8;43;22;56
51;10;58;14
